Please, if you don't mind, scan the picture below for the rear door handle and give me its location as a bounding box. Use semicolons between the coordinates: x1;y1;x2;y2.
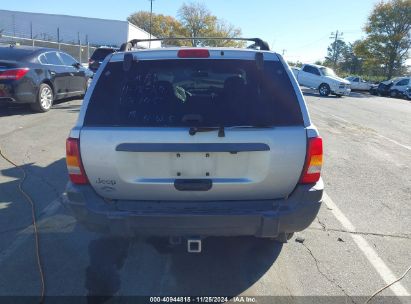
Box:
174;179;212;191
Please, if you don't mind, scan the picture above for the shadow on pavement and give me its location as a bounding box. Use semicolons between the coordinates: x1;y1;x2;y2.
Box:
85;236;282;302
302;92;337;99
0;97;82;117
301;88;375;99
0;158;67;250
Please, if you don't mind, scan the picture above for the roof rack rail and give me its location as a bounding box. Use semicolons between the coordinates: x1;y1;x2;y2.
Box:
119;37;270;52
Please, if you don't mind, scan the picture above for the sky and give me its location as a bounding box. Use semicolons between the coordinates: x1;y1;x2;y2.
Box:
0;0;382;63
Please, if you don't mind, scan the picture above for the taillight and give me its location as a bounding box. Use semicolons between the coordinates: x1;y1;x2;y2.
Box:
300;137;323;184
66;138;89;184
0;68;29;80
177;49;210;58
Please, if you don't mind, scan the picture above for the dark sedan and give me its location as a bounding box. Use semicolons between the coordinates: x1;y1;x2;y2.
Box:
369;78;399;97
88;47;118;72
0;45;93;112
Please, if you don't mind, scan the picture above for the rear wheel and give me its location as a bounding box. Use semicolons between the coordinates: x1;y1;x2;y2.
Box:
31;83;53;112
319;84;330;96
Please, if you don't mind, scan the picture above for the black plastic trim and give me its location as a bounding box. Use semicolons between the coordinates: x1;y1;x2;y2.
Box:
116;143;270;153
174;179;212;191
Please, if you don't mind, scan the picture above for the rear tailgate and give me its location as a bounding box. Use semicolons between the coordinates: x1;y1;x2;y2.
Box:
80;127;306;200
79;50;308;201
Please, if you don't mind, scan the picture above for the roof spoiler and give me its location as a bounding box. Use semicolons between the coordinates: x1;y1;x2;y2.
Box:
119;37;270;52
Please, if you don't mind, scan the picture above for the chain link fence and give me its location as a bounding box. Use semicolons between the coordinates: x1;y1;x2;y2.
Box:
0;17;101;65
0;34;97;65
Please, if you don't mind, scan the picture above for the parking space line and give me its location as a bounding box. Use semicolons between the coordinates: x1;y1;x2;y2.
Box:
323;192;410;297
0;197;61;266
373;133;411;151
309;105;411;151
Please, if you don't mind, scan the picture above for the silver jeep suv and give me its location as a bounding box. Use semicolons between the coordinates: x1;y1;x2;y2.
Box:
64;38;323;244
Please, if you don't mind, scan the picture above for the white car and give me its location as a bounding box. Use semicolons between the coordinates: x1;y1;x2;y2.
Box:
345;76;372;91
293;64;351;97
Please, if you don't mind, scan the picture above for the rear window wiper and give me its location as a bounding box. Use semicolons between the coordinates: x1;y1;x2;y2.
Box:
188;125;273;137
189;126;225;137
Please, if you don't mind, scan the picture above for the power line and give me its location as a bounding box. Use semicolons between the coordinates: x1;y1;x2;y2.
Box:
288;35;330;52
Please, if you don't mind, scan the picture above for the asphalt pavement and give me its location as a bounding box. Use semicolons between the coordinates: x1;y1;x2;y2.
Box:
0;92;410;303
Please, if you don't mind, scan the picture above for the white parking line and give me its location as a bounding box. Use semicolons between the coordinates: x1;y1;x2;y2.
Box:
310;105;411;151
323;192;410;297
374;133;411;151
0;197;61;266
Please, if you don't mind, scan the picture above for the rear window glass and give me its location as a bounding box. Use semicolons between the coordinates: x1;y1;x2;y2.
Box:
45;52;63;65
91;49;116;61
84;59;304;127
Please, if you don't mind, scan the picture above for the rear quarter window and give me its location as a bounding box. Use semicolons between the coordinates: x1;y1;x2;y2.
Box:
84;58;304;127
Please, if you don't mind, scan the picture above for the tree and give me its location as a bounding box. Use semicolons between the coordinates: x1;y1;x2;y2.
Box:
127;11;188;46
287;60;303;68
355;0;411;78
340;41;364;75
128;3;244;48
177;2;244;47
325;39;348;69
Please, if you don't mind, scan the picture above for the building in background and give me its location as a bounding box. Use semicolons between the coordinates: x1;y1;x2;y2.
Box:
0;9;160;63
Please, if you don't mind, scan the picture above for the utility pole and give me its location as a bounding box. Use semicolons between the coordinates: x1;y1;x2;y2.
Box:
149;0;155;48
57;27;60;50
330;30;343;68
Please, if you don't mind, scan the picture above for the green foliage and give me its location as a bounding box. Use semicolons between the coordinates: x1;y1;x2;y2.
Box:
354;0;411;78
128;2;244;48
127;11;189;46
325;39;348;68
322;0;410;79
287;61;303;68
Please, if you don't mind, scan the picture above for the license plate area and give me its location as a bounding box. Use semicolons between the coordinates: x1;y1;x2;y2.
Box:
172;152;214;177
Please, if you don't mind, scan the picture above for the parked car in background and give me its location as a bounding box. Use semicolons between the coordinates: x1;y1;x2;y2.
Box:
88;47;118;72
64;39;323;246
403;86;411;100
369;77;406;97
292;64;351;97
389;77;410;98
0;45;93;112
369;81;392;96
290;66;300;76
345;76;372;91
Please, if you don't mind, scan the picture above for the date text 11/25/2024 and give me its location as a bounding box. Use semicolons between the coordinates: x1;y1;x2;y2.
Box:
149;297;257;303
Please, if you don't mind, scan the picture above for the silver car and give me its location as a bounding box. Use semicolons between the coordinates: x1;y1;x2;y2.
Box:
63;39;323;247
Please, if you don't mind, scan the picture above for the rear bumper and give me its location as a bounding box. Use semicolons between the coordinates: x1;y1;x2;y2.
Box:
63;180;323;238
0;81;37;104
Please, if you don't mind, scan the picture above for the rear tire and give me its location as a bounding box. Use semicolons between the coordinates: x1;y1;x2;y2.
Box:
31;83;53;112
319;84;330;96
